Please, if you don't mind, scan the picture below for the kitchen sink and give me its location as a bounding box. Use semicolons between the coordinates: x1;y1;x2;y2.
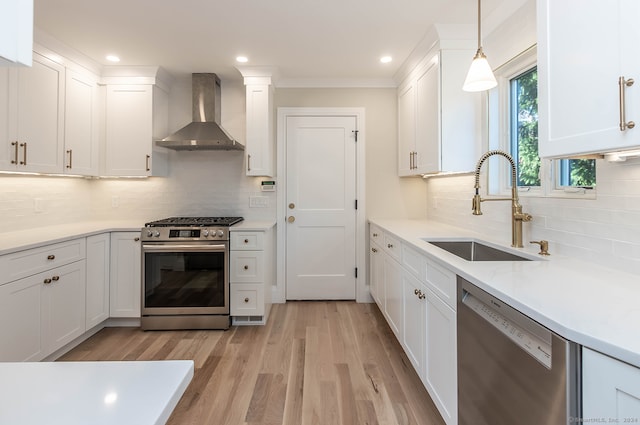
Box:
424;240;534;262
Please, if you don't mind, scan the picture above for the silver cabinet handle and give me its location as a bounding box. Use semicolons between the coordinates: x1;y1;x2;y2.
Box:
247;154;251;172
145;154;151;172
52;276;60;282
387;243;393;248
47;255;55;260
43;278;52;284
371;247;378;253
619;76;636;131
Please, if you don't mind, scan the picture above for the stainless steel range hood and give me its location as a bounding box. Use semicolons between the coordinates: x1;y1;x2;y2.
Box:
156;73;243;151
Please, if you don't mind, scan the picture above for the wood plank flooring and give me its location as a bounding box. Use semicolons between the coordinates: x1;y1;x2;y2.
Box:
59;301;445;425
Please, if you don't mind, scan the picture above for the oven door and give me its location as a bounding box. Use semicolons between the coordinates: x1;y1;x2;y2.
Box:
142;242;229;315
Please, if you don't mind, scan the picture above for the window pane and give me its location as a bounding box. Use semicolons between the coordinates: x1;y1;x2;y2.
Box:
558;158;596;188
510;67;540;187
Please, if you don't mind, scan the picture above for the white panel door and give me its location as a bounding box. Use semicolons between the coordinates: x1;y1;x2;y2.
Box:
285;115;357;300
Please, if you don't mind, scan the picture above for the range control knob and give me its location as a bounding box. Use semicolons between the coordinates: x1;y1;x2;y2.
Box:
153;231;160;237
202;229;210;237
217;230;224;237
146;230;153;237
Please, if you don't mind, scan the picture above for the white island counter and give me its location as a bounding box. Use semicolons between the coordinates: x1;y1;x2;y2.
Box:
0;360;193;425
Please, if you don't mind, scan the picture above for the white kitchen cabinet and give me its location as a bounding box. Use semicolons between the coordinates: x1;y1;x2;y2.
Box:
398;45;479;176
238;67;275;177
402;270;426;377
103;84;168;177
229;228;274;325
86;233;110;329
64;69;99;176
0;237;86;362
0;51;65;173
538;0;640;157
382;253;403;338
0;0;33;66
424;286;457;425
109;232;141;318
583;347;640;422
369;225;384;306
44;260;86;355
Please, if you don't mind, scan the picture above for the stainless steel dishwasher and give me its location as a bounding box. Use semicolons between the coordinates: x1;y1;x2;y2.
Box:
457;276;581;425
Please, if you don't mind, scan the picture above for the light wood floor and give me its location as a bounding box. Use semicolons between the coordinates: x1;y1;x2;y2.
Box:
60;302;445;425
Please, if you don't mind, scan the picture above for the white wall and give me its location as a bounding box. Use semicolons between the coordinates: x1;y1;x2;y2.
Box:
425;0;640;275
274;88;427;219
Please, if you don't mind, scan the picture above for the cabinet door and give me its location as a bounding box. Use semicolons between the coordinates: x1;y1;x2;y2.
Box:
402;271;426;377
383;254;403;338
245;84;273;177
0;274;45;361
64;70;98;176
15;52;65;173
104;85;153;176
86;234;110;329
369;240;383;306
110;232;141;318
398;80;416;176
583;347;640;421
425;288;457;425
230;251;264;282
415;57;440;174
538;0;640;157
44;261;86;354
0;67;17;170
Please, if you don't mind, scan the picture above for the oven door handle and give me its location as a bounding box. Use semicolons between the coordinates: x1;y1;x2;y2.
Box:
142;244;227;252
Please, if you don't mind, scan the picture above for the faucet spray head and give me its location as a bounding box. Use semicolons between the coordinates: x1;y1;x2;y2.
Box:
472;190;483;215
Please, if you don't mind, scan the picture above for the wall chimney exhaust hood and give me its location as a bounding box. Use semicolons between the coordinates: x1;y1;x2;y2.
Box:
156;73;243;151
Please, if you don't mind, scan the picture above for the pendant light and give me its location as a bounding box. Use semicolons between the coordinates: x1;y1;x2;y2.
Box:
463;0;497;92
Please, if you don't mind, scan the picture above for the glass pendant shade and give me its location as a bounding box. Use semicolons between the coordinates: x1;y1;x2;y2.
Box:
463;48;497;92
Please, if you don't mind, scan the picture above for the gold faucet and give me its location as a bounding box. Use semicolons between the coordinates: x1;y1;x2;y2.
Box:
472;150;533;248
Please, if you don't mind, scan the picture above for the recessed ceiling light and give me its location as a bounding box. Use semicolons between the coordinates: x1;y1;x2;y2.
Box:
380;56;392;64
236;56;249;63
106;55;120;63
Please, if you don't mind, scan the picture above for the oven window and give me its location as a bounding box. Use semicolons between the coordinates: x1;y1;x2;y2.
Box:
144;251;226;309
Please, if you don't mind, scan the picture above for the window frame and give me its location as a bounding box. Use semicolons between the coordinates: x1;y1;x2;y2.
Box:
486;45;595;200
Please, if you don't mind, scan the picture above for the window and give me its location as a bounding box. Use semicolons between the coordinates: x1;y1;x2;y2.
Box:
488;46;596;197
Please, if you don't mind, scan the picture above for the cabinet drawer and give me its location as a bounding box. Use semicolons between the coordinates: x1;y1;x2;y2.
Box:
230;231;264;250
425;259;456;310
230;251;265;282
230;284;264;316
0;238;86;286
383;233;402;262
402;244;425;280
370;224;383;242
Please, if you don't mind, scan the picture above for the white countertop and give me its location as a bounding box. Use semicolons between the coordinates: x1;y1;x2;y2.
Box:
370;218;640;368
0;219;276;255
0;360;193;425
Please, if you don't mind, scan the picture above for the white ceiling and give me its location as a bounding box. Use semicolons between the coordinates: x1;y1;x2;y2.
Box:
33;0;514;85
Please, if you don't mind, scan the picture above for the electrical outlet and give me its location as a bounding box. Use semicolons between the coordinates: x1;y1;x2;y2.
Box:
249;196;268;208
111;196;120;208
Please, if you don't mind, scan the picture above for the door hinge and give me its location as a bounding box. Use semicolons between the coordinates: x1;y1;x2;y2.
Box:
355;199;358;210
352;130;359;142
355;267;358;278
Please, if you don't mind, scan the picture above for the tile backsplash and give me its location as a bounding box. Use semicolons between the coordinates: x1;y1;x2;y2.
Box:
426;159;640;275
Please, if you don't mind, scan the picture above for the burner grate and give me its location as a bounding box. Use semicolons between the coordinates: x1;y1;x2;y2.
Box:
145;217;244;227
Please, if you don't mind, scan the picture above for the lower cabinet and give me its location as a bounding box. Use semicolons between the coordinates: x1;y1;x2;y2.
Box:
369;224;457;425
109;232;141;318
0;260;86;362
86;233;110;328
583;347;640;421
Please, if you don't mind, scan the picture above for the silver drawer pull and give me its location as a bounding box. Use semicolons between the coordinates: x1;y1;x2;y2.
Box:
43;278;52;284
52;276;60;281
47;255;55;260
371;247;377;253
387;243;393;248
244;239;249;244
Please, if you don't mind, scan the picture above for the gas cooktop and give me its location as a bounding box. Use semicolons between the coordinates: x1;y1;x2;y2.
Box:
145;217;244;227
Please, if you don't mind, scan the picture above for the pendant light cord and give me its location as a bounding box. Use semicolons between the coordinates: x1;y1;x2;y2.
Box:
477;0;482;50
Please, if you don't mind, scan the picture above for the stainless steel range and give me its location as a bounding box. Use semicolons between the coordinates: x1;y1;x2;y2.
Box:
141;216;243;330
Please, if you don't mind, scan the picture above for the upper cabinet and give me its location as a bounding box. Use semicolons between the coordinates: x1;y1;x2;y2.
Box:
237;66;275;177
538;0;640;157
64;69;99;176
101;67;170;177
0;0;33;66
398;43;480;176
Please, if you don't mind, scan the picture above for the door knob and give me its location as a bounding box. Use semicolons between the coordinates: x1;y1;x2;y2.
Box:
287;216;296;223
289;203;295;209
